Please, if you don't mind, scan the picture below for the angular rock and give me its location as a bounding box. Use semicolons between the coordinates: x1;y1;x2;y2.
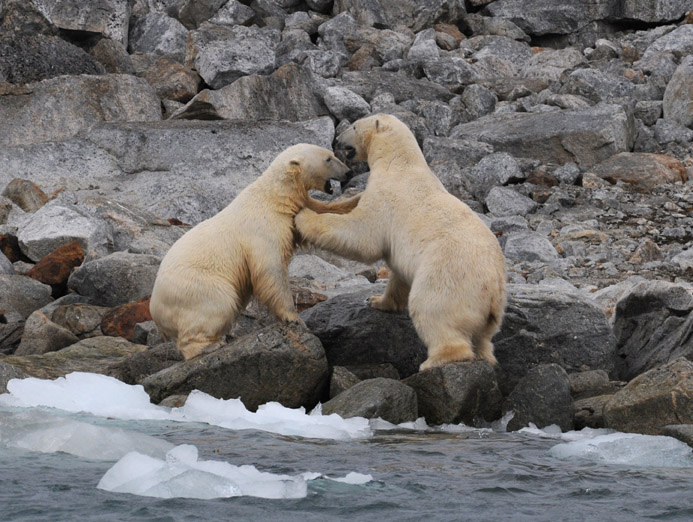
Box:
127;12;188;61
604;358;693;435
189;24;278;89
494;284;617;395
26;240;85;296
451;104;635;167
301;286;428;379
503;231;559;263
574;394;611;429
663;55;693;129
208;0;256;26
0;361;27;393
14;311;79;356
403;362;502;425
176;0;229;29
569;369;610;397
0;33;105;84
466;152;522;200
68;252;160;308
17;205;110;262
461;84;497;121
52;303;110;339
329;366;361;399
33;0;131;44
1;178;47;212
0;234;30;263
107;342;183;385
1;336;147;379
0;309;25;355
519;47;586;83
322;377;418;424
143;323;328;410
612;281;693;381
588;152;686;192
89;38;133;74
100;297;153;343
642;25;693;59
423;56;481;88
172;63;326;121
0;74;161;147
485;187;537;217
324;86;371;121
0;0;57;37
503;363;573;431
0;275;52;319
333;0;464;32
653;118;693;145
560;68;636;104
341;69;454;103
132;320;166;346
137;58;200;103
660;425;693;448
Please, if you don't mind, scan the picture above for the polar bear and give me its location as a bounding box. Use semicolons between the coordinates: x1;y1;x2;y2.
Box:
150;144;360;359
295;114;507;371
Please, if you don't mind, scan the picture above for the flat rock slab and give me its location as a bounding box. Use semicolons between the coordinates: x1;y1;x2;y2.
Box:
503;363;574;432
588;152;687;192
403;361;502;426
142;323;329;411
322;377;418;424
1;336;147;379
0;119;334;224
604;358;693;435
450;104;634;167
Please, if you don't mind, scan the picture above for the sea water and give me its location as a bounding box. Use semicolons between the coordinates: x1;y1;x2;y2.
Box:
1;372;692;521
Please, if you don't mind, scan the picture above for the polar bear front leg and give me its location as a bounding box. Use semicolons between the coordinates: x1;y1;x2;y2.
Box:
250;255;305;326
295;207;383;264
369;271;410;312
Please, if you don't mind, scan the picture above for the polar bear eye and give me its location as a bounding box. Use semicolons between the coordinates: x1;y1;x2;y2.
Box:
326;157;331;163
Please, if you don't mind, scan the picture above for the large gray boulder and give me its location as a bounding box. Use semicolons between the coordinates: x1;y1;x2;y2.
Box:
403;362;503;425
188;24;279;89
611;281;693;382
322;377;418;424
642;24;693;59
0;118;333;224
333;0;465;32
494;284;617;395
67;252;160;308
31;0;131;44
0;33;105;84
17;204;111;262
142;323;329;410
0;74;161;147
603;358;693;435
301;286;428;379
503;363;574;432
559;68;636;104
14;311;79;356
450;104;635;167
171;63;327;122
0;275;52;319
503;232;559;263
519;48;586;83
127;12;188;61
663;55;693;129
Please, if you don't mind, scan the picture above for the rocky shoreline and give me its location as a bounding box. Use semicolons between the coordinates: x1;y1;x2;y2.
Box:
0;1;692;447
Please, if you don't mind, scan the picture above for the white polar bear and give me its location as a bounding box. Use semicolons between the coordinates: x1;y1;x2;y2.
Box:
295;114;507;371
150;144;360;359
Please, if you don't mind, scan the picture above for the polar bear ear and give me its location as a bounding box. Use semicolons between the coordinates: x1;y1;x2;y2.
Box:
288;157;302;180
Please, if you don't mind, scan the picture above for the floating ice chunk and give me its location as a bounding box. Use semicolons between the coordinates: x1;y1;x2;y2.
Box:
171;391;371;440
0;373;169;420
0;410;172;461
98;445;309;499
0;373;371;441
332;472;373;484
519;423;564;438
549;433;693;468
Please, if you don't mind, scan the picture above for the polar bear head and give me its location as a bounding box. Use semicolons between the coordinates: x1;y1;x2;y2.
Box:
278;143;351;194
335;113;411;163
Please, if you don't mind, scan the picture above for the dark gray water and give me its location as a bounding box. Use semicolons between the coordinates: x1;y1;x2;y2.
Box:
2;417;692;522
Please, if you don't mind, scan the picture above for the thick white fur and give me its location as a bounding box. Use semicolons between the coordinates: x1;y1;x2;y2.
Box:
295;114;507;371
150;144;360;359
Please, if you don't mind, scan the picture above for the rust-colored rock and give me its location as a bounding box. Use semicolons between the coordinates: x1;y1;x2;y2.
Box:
291;286;327;313
26;240;84;296
527;170;558;187
434;23;465;44
0;234;32;263
101;296;153;343
2;178;48;212
140;58;201;103
347;45;379;71
589;153;687;192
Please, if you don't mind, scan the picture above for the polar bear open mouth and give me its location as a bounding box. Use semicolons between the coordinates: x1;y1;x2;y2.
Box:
324;180;334;194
